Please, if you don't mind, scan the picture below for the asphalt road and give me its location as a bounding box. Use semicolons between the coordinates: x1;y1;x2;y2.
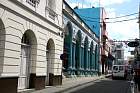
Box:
63;78;131;93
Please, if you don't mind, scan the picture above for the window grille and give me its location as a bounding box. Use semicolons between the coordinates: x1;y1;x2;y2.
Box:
26;0;40;7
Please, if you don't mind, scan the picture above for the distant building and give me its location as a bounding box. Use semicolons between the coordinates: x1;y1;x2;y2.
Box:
114;43;125;65
127;56;134;65
107;39;115;71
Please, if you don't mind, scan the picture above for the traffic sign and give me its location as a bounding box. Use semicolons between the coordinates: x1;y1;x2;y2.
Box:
127;41;139;47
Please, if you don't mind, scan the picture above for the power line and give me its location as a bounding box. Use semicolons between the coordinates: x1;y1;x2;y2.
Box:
107;12;139;19
108;17;138;23
60;5;139;23
60;6;139;24
81;17;138;23
62;10;138;23
79;12;139;20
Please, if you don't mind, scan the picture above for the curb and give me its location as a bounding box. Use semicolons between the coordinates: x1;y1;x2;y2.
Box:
105;74;112;78
19;75;109;93
18;89;35;93
55;76;105;93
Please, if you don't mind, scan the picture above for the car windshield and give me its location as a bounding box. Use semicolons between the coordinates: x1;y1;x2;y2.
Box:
119;66;124;71
113;66;118;70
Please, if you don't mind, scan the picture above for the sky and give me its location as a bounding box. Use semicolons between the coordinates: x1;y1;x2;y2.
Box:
66;0;139;59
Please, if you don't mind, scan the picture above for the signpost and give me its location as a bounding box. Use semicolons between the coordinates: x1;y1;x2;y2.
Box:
127;41;139;47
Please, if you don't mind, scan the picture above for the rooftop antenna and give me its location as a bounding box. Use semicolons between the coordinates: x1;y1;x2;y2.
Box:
78;2;79;8
82;0;85;8
90;3;91;8
76;0;78;7
99;0;101;7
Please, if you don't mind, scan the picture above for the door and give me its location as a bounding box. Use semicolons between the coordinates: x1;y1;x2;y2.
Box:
46;50;51;85
46;51;49;85
46;39;55;85
18;45;30;89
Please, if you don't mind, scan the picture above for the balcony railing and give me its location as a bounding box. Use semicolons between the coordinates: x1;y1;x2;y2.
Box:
26;0;40;7
102;30;108;39
101;47;108;56
103;44;110;52
45;6;57;20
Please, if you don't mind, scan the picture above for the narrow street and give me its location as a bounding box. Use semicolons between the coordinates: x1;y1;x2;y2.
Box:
0;0;139;93
63;78;131;93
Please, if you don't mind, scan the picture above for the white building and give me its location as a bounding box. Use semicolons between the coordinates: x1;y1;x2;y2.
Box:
114;43;125;65
0;0;63;92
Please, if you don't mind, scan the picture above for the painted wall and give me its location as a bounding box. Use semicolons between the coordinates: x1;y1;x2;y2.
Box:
63;1;100;76
74;8;100;38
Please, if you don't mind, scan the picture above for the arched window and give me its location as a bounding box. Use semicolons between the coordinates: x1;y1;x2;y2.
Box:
46;39;55;85
90;41;94;70
63;22;73;70
84;37;88;70
18;30;37;89
75;30;81;71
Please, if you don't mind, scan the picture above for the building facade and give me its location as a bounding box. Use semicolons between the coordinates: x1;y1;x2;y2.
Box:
107;39;115;71
100;8;110;74
0;0;63;92
74;7;110;75
114;43;125;65
108;39;116;67
62;1;99;77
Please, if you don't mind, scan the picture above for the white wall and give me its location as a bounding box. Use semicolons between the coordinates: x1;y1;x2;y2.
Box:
0;0;63;77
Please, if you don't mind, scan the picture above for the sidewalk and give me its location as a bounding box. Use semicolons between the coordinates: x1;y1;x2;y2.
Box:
19;75;110;93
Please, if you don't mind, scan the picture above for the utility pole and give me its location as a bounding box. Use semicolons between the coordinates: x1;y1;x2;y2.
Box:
138;3;140;39
138;3;140;55
82;0;84;8
99;0;101;7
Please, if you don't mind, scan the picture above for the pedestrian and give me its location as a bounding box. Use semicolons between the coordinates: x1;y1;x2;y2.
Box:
132;55;140;93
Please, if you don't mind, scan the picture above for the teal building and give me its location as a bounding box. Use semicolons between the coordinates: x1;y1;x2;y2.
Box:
62;1;100;77
74;7;114;74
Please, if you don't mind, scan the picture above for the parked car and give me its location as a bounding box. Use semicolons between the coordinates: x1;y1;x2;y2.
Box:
112;65;127;79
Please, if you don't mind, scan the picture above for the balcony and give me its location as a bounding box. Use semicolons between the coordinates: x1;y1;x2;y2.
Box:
26;0;40;7
103;44;110;52
101;47;108;56
45;6;57;20
102;21;108;39
102;30;108;39
102;43;110;56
